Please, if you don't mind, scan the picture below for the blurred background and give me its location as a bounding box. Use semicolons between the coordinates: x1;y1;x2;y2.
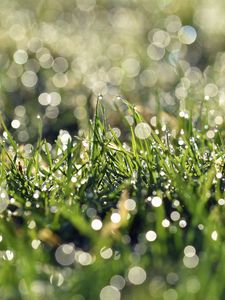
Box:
0;0;225;142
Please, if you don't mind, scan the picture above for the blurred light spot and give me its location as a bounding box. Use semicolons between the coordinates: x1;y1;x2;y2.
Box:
128;266;146;285
31;239;41;250
100;285;120;300
204;83;218;97
218;199;225;206
211;230;218;241
39;53;53;69
76;0;96;11
86;207;96;218
122;58;140;78
112;127;121;138
52;72;68;88
15;105;26;117
25;58;40;73
50;92;61;106
166;272;179;285
134;122;151;139
4;250;14;261
74;107;87;120
178;26;197;44
11;119;20;129
215;116;223;125
33;190;40;199
18;130;29;142
216;172;222;179
206;130;215;139
147;44;165;61
36;47;50;60
9;24;26;41
50;273;64;287
124;199;136;211
175;86;187;99
163;288;178;300
21;71;38;88
28;38;42;53
111;212;121;224
13;50;28;64
145;230;157;242
108;67;124;85
185;67;202;84
162;219;170;228
150;116;157;127
183;254;199;268
58;130;71;145
78;251;93;266
170;211;180;221
0;189;9;213
107;44;124;61
91;219;102;231
7;62;23;78
110;275;126;290
55;243;75;266
45;106;59;119
165;15;182;33
30;280;46;296
153;30;170;48
179;219;187;228
53;57;69;73
38;93;50;106
28;220;36;229
186;277;200;294
152;196;162;207
184;245;196;258
140;69;157;87
100;247;113;259
125;115;134;126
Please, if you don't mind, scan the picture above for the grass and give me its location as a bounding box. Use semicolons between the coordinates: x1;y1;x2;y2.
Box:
0;97;224;300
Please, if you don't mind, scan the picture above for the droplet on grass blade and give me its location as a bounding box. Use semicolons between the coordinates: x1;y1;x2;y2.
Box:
0;190;9;213
98;94;103;101
211;231;218;241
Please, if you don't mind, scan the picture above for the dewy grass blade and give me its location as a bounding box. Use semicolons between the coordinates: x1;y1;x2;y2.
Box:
0;114;17;152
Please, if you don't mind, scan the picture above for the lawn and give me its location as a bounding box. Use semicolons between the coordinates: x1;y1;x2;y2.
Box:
0;1;225;299
0;98;224;299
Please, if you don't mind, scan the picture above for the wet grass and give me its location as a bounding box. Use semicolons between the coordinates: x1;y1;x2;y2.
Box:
0;99;225;300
